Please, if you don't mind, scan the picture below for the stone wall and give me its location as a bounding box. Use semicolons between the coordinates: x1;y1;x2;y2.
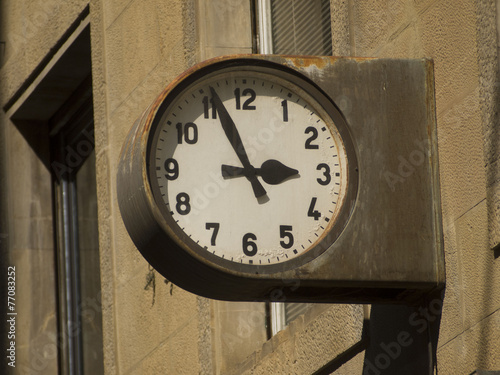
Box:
89;0;206;373
345;0;499;372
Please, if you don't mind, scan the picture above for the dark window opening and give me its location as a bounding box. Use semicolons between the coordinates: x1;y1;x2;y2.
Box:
50;77;104;375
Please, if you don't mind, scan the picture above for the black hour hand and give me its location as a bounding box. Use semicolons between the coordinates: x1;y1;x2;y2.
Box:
222;159;299;185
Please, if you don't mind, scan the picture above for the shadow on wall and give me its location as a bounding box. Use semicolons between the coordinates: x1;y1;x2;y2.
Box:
312;289;444;375
363;289;443;375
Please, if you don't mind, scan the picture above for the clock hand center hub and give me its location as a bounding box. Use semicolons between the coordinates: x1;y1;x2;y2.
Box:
243;166;257;178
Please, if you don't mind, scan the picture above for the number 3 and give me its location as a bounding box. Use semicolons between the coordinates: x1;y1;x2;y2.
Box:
316;163;331;185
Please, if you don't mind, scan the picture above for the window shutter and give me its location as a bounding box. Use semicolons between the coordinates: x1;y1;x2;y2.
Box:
270;0;332;55
285;303;312;325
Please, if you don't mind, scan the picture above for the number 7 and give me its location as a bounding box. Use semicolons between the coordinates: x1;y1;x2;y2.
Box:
206;223;220;246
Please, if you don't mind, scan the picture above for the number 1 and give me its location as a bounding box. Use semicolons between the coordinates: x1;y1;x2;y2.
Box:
281;100;288;122
203;96;216;119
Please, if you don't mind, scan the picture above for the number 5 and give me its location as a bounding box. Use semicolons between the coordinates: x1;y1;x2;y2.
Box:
280;225;294;249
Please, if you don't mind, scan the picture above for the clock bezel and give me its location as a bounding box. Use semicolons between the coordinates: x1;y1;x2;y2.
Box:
145;58;359;275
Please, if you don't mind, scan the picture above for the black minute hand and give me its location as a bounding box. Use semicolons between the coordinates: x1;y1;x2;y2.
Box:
209;86;267;198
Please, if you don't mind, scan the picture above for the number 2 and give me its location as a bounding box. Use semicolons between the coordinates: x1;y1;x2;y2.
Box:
305;127;319;149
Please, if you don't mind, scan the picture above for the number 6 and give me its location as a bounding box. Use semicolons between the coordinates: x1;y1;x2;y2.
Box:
242;233;257;256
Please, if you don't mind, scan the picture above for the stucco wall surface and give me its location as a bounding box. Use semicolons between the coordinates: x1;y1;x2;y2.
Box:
324;0;499;373
89;0;207;373
0;0;89;104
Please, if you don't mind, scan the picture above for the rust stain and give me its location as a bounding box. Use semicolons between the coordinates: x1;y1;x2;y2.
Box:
424;59;436;139
131;54;382;154
137;55;245;140
124;54;383;171
285;55;330;69
280;55;377;72
423;58;437;172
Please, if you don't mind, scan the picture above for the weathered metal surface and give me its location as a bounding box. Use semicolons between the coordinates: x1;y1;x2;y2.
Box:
117;55;444;304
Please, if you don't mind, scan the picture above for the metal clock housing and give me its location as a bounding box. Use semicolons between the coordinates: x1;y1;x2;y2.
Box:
117;55;443;303
118;56;358;299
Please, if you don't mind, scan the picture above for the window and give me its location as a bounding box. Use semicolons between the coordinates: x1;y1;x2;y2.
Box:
50;77;104;375
257;0;333;55
256;0;333;335
4;10;104;374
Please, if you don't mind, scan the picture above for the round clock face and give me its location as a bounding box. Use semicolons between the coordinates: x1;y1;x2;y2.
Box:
148;62;357;271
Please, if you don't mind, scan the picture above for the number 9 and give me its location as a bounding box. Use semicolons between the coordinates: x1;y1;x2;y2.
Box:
164;158;179;180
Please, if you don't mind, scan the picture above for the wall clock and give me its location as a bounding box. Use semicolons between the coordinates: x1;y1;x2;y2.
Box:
118;55;443;303
148;59;358;269
118;56;358;297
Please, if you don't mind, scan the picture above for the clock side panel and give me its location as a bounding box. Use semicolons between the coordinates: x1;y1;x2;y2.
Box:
263;57;444;291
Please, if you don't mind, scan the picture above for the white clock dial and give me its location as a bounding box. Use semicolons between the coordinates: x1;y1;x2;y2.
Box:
149;69;350;266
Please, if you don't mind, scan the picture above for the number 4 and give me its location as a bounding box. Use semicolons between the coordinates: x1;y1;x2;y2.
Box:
308;197;321;220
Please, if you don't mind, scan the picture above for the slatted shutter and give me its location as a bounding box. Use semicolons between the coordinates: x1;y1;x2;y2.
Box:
270;0;332;55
